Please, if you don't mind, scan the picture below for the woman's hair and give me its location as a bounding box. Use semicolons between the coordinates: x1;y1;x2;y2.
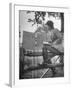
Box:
45;20;54;29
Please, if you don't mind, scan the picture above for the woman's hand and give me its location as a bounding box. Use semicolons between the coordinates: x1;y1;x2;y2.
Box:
43;41;52;46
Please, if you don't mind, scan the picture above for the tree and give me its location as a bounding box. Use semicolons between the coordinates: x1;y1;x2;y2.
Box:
26;11;64;33
60;13;64;33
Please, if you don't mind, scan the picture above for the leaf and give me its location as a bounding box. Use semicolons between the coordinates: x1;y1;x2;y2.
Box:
28;19;33;22
26;11;32;14
26;11;35;14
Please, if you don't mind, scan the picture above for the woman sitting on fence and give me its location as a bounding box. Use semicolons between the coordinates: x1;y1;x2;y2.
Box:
42;20;64;64
36;20;64;64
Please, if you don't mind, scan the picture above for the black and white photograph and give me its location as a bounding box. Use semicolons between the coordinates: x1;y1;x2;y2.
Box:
0;0;71;89
19;10;64;79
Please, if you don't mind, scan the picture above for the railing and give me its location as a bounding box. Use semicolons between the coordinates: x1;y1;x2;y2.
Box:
20;44;64;78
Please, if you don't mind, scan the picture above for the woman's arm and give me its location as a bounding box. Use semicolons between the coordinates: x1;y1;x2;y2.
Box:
52;29;63;45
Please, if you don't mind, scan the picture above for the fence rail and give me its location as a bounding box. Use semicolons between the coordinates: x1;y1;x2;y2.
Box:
23;63;64;73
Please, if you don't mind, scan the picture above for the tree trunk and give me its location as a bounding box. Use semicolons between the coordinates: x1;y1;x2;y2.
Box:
60;13;64;33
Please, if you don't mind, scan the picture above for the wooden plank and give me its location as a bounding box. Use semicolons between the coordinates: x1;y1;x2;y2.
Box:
24;51;63;57
23;63;64;73
24;51;42;56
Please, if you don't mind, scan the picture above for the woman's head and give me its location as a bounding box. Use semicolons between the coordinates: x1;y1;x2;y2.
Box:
45;20;54;30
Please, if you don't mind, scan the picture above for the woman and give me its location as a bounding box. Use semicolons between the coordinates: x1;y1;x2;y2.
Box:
43;20;63;50
42;20;64;64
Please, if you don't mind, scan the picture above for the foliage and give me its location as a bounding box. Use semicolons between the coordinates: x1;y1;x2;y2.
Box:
26;11;64;32
27;11;62;25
